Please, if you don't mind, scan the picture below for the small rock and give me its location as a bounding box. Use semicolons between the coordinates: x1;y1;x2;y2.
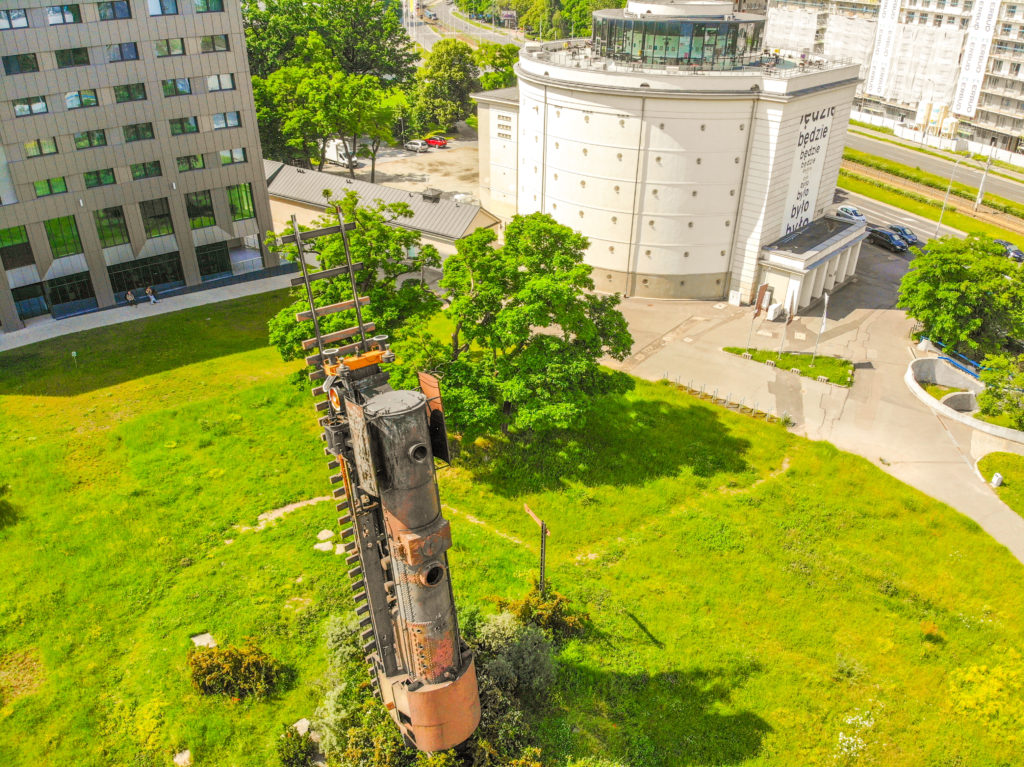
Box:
335;543;348;555
224;539;234;545
190;633;216;648
173;750;192;767
313;541;334;552
316;529;335;541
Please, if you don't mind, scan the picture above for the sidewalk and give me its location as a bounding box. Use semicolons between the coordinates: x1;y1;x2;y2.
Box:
0;271;295;354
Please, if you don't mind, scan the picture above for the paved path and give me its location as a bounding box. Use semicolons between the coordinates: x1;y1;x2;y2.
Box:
610;232;1024;564
0;271;295;354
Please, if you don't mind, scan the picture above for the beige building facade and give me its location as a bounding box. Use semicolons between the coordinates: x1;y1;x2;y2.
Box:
0;0;275;333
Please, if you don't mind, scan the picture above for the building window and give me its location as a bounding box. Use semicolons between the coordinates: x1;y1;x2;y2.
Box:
94;206;130;247
107;251;184;293
0;9;29;28
47;4;81;24
0;225;35;270
3;53;39;74
130;160;162;180
212;110;240;130
123;122;155;142
106;42;139;62
140;198;174;238
114;83;146;102
169;116;199;135
227;183;255;221
1009;4;1018;15
196;241;231;279
195;0;224;11
98;1;131;19
219;147;246;165
199;34;229;53
13;96;47;117
162;78;192;97
147;0;177;15
186;190;215;229
65;89;99;110
24;137;58;158
46;271;97;315
177;154;205;172
34;177;67;198
45;215;84;258
84;168;116;188
56;47;90;68
154;38;185;57
74;129;106;149
206;73;235;92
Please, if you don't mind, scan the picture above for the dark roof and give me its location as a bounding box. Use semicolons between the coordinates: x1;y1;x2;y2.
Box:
763;216;861;256
472;86;520;105
264;160;496;241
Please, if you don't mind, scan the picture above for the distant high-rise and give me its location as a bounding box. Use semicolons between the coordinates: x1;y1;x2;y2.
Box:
0;0;276;333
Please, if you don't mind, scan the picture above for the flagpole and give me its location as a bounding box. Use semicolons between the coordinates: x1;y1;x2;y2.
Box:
748;283;768;352
778;294;795;360
811;291;828;365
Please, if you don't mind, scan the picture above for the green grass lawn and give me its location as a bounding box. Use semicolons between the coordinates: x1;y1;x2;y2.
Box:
922;383;965;401
979;452;1024;518
3;295;1024;765
974;409;1018;429
723;347;853;386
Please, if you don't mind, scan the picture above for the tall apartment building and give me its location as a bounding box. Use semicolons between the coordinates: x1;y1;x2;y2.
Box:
0;0;275;334
766;0;1024;152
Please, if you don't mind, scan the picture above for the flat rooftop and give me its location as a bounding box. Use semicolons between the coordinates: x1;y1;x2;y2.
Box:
765;217;861;256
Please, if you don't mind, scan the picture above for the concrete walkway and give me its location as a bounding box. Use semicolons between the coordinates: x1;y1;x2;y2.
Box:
610;248;1024;564
0;271;296;354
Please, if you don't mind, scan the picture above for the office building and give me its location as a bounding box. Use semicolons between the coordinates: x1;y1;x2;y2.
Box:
476;0;863;304
0;0;275;333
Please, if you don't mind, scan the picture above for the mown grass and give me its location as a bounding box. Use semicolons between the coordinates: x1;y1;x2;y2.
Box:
2;294;1024;765
922;383;965;401
723;347;853;386
979;452;1024;518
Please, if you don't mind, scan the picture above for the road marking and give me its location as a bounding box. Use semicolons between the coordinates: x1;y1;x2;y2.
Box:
794;332;806;340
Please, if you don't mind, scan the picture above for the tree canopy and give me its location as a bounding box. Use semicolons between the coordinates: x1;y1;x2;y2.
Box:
392;214;633;439
268;192;441;365
474;43;520;90
415;40;481;131
897;235;1024;356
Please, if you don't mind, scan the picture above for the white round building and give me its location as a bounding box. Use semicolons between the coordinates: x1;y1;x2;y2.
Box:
476;0;866;306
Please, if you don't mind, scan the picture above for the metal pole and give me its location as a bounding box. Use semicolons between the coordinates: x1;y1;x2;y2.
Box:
292;214;326;361
935;156;963;238
974;156;993;212
778;318;787;360
745;311;756;352
332;204;370;353
539;520;547;598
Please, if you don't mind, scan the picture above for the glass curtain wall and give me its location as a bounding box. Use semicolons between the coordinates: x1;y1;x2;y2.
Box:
591;14;764;69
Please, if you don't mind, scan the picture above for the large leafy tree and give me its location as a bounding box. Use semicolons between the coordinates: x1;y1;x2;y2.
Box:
414;39;481;130
978;354;1024;429
333;77;407;183
242;0;417;85
473;43;520;90
897;235;1024;356
392;214;633;438
268;192;441;365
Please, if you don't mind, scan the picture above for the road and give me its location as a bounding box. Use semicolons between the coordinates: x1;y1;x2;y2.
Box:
401;0;443;50
833;188;963;241
847;132;1024;206
431;1;524;47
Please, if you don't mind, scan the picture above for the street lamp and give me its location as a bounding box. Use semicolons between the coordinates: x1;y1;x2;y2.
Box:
935;155;964;238
974;153;994;212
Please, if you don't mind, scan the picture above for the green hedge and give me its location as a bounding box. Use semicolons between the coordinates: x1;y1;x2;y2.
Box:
849;118;895;135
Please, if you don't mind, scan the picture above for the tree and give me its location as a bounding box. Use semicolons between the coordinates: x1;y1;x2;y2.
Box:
268;192;441;365
978;354;1024;429
392;214;633;439
334;78;408;183
897;235;1024;356
242;0;417;86
414;40;481;131
474;43;520;90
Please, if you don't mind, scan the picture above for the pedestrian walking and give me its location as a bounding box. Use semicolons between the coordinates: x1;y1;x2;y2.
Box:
125;290;137;307
146;285;158;304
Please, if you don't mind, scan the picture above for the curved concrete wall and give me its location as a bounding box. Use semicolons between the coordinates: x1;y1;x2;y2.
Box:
909;357;983;393
941;391;977;412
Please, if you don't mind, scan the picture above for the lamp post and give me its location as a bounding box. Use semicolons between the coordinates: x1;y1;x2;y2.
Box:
935;155;964;238
974;153;994;212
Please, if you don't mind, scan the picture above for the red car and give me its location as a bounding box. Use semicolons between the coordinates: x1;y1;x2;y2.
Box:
425;137;448;148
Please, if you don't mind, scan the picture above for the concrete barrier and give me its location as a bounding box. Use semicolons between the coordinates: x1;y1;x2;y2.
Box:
905;357;1024;445
941;391;977;412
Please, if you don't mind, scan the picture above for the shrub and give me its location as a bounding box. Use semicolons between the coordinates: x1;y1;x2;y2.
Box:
187;639;282;699
494;581;589;641
476;612;554;699
278;724;315;767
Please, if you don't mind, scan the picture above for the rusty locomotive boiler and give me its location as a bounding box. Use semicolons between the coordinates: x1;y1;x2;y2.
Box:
286;214;480;752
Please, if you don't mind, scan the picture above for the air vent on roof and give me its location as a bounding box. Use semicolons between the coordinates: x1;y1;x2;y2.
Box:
421;188;442;202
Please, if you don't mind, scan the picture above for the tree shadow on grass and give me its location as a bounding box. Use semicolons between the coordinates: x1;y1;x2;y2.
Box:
552;661;771;766
0;290;288;397
461;390;752;496
0;485;17;530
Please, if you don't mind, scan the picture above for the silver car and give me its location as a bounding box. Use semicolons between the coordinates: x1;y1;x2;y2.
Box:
404;139;430;153
835;205;867;223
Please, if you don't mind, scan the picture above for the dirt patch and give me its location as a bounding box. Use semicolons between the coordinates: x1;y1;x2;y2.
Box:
285;596;313;611
717;455;792;496
0;648;43;704
443;504;525;545
237;497;332;533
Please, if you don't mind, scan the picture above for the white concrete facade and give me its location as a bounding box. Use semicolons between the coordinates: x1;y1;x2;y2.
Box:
476;40;859;301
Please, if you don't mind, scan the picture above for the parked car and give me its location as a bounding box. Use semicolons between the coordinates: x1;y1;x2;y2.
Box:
836;205;867;223
425;9;437;19
867;227;908;252
888;224;922;248
994;239;1024;262
404;139;430;152
425;136;448;148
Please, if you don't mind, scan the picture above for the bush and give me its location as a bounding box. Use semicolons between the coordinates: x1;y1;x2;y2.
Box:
278;724;315;767
476;612;554;700
494;582;589;642
187;639;282;699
